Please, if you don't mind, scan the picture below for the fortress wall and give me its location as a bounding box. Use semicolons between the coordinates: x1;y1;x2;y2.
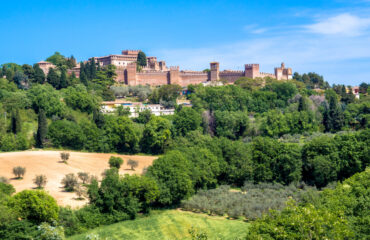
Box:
259;72;275;78
219;71;244;83
116;69;126;83
179;72;208;86
136;72;169;86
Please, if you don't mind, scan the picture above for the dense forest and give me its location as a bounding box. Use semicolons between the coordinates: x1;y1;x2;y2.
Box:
0;52;369;239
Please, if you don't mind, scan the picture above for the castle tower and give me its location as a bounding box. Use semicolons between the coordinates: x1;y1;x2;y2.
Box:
169;66;180;85
210;62;219;81
125;62;137;85
244;64;259;78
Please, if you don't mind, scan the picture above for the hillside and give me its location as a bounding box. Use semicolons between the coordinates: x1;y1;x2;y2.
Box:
68;210;249;240
0;150;156;207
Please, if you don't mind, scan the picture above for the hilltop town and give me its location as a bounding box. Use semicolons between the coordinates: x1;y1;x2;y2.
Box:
37;49;292;86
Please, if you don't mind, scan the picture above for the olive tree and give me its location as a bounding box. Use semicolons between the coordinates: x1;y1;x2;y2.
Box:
13;166;26;179
61;173;78;192
77;172;90;184
60;152;70;163
127;159;139;170
33;174;47;189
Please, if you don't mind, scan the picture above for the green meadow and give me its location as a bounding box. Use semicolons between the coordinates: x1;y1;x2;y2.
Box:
68;210;249;240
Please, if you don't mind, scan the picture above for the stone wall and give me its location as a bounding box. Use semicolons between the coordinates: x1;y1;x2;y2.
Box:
219;71;244;83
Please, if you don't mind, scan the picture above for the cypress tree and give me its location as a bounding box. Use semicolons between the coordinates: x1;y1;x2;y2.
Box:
80;70;88;86
323;94;344;132
93;108;105;128
47;68;60;89
298;96;308;112
11;109;22;134
36;109;47;148
1;65;6;77
60;68;68;89
90;58;97;80
6;69;14;82
33;64;46;84
85;61;91;80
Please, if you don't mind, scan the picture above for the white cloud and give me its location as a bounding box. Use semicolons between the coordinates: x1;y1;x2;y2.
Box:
243;24;268;34
305;13;370;36
154;17;370;85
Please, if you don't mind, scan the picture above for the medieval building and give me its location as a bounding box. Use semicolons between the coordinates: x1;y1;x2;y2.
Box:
38;49;292;86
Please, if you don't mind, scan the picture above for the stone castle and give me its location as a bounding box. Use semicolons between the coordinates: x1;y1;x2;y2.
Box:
38;50;292;86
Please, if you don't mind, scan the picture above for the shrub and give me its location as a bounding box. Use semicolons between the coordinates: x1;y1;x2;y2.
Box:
0;176;9;183
38;222;65;240
61;173;78;192
127;159;138;170
60;152;70;163
78;172;90;184
0;182;15;196
108;156;123;169
33;175;47;189
245;201;354;239
75;184;87;200
8;190;59;224
0;219;39;240
13;166;26;179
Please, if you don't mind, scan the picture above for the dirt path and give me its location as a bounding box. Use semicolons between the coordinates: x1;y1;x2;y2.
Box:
0;150;156;208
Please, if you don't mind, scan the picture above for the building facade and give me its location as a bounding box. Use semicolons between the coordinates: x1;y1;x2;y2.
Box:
101;100;175;117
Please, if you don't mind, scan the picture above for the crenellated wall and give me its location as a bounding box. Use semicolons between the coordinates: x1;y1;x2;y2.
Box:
219;71;245;83
62;49;293;86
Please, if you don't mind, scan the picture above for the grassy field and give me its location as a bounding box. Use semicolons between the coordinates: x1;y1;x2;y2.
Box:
68;210;249;240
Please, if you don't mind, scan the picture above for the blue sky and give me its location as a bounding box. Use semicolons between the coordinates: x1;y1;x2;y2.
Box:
1;0;370;85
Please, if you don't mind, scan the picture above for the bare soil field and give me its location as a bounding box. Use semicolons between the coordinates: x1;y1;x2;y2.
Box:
0;150;157;208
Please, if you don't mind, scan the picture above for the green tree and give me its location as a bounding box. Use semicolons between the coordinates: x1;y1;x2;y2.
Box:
59;68;68;89
33;64;46;84
46;52;67;67
8;190;59;224
147;150;194;205
79;62;88;86
88;169;159;217
90;58;97;80
173;107;202;136
137;51;147;67
36;109;48;148
323;89;344;132
302;135;339;187
108;156;124;169
47;68;60;89
141;116;172;154
92;65;116;87
183;147;220;189
27;84;66;117
213;110;249;139
317;169;370;239
63;84;100;114
245;201;353;240
102;116;141;153
149;84;182;107
47;120;85;150
134;109;152;124
13;71;29;89
22;64;35;82
10;109;21;134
